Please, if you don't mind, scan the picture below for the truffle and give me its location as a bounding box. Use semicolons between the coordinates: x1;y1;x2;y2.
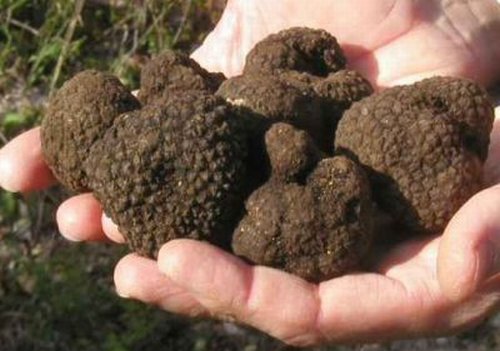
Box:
138;51;225;105
216;74;323;143
264;123;322;182
335;76;494;235
218;28;373;154
41;26;493;283
232;123;374;282
244;27;346;76
86;95;248;257
41;70;141;192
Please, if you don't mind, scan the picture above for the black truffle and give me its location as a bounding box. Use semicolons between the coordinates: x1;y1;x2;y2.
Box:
218;28;373;154
41;26;493;283
244;27;346;76
138;51;225;105
335;76;494;235
86;95;248;257
233;123;373;282
41;70;141;192
216;74;323;143
264;123;322;182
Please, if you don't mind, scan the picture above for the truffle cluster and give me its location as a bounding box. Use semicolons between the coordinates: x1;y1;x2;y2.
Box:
41;27;494;282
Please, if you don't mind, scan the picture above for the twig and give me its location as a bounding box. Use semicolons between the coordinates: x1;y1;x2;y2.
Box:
172;0;193;46
6;18;40;36
49;0;86;95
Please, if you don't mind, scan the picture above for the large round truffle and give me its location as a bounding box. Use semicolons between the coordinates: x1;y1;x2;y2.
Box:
138;51;225;105
233;123;373;282
335;76;494;235
86;95;248;257
41;70;140;192
244;27;346;76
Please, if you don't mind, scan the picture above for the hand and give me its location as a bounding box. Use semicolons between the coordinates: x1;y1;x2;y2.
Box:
1;0;500;346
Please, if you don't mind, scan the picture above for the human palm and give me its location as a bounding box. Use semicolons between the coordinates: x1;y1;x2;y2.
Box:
192;0;500;87
1;0;500;346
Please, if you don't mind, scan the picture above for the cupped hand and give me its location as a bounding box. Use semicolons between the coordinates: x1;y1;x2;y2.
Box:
1;0;500;346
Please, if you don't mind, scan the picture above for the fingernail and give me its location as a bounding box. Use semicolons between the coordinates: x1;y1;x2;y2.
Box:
59;231;84;242
115;287;130;299
57;220;84;242
0;156;19;192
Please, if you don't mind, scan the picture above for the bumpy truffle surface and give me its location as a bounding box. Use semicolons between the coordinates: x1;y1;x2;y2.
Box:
86;95;248;257
41;70;140;192
335;76;494;235
216;74;323;142
233;123;373;282
219;28;372;154
244;27;346;76
264;123;322;182
138;51;225;105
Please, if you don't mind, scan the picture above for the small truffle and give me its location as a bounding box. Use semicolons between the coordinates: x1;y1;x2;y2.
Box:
86;95;248;257
138;51;225;105
41;70;140;192
335;76;494;235
244;27;346;76
233;124;373;282
265;123;322;182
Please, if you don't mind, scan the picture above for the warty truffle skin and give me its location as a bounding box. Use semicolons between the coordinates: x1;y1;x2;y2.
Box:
335;76;494;235
138;51;226;105
244;27;347;76
219;28;373;154
85;95;248;258
286;69;374;150
232;123;373;282
41;70;141;192
264;122;322;182
216;74;324;144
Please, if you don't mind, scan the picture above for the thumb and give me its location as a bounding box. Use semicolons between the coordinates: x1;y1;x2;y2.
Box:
438;185;500;302
190;0;259;77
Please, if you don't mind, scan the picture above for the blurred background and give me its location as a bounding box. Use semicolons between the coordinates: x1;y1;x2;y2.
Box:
0;1;499;350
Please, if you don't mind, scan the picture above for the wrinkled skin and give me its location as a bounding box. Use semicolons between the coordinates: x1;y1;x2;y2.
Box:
1;0;500;347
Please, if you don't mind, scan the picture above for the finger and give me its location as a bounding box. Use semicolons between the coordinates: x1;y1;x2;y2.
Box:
0;127;56;192
438;185;500;302
102;214;126;243
56;193;107;242
114;253;205;316
320;236;498;343
190;0;249;77
157;239;499;346
157;239;323;346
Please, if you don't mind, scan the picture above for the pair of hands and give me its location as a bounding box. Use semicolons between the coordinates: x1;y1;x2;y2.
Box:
2;0;500;346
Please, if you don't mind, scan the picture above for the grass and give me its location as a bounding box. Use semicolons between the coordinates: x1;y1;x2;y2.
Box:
0;1;499;350
0;1;289;350
0;1;309;350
